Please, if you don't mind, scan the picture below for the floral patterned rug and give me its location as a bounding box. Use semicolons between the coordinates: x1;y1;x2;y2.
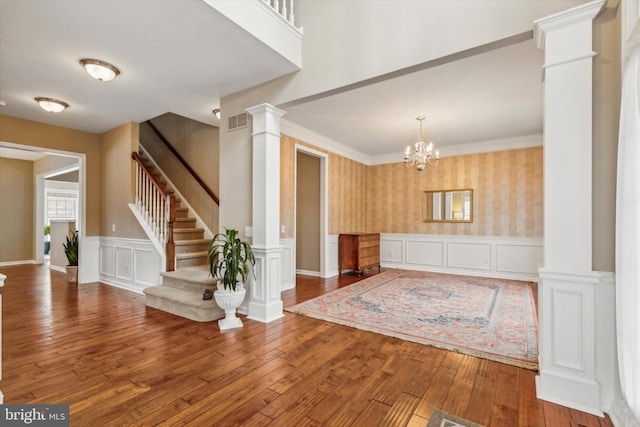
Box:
286;269;538;369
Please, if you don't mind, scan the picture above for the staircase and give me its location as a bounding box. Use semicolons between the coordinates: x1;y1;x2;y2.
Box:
134;149;224;322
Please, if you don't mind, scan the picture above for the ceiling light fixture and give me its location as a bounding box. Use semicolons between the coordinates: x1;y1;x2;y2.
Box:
79;58;120;81
35;97;69;113
212;108;220;119
403;116;439;171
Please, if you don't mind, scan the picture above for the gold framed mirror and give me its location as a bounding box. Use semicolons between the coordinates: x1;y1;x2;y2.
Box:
423;189;473;223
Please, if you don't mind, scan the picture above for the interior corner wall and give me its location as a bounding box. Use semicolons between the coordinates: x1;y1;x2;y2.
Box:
218;117;253;238
0;115;101;236
99;122;145;239
0;157;34;262
280;135;368;237
149;113;220;197
142;113;220;234
592;4;621;272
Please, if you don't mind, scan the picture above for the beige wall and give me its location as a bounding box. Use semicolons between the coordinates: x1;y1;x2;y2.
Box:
296;152;321;271
592;5;620;272
142;114;220;234
0;115;101;236
150;113;220;197
34;154;78;177
0;157;34;262
100;122;145;239
281;134;542;239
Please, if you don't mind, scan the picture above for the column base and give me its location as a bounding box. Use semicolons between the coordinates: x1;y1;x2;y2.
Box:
247;245;284;323
536;268;615;418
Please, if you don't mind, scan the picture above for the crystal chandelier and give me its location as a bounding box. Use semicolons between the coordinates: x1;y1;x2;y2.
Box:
403;116;439;171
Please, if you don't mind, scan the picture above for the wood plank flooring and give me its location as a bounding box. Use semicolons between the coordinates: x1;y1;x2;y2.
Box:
0;264;613;426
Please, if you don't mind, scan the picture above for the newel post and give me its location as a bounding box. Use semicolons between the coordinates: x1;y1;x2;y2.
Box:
166;191;176;272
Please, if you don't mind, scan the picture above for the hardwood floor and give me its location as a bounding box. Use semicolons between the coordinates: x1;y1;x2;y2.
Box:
0;264;612;426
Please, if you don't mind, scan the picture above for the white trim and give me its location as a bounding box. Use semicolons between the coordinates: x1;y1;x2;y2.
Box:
282;119;369;165
294;144;329;279
280;237;295;290
534;0;606;49
282;119;543;167
0;260;36;267
296;269;321;277
372;134;543;165
98;236;162;294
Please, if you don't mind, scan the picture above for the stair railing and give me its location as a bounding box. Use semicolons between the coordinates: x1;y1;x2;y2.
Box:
132;152;176;272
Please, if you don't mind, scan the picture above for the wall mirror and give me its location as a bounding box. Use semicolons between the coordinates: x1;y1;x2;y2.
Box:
423;189;473;223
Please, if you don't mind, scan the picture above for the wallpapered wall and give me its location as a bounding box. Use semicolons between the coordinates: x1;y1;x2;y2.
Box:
280;135;543;239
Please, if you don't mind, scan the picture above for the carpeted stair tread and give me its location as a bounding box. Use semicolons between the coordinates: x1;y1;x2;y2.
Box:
143;285;224;322
176;251;208;260
175;238;209;246
161;265;215;285
144;285;213;307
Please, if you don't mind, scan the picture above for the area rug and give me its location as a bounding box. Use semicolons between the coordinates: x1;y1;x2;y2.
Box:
286;269;538;369
427;408;484;427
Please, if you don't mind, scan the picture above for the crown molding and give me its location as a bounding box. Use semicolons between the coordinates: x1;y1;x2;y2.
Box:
534;0;606;49
280;119;370;165
370;134;543;166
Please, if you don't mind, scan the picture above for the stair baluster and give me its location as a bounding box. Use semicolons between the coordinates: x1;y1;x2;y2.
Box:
132;152;176;272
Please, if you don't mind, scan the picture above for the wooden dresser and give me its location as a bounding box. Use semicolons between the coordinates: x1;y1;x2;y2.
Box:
338;233;380;276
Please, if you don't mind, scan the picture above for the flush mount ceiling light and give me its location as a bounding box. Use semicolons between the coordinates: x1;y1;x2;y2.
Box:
212;108;220;119
35;97;69;113
79;58;120;81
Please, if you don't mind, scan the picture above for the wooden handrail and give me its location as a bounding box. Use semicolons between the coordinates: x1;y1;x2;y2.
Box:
132;152;169;195
144;120;220;206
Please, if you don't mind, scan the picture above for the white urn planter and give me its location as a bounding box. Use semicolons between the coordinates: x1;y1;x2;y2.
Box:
214;283;246;330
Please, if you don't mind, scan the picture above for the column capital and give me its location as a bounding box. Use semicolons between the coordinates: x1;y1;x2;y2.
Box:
246;103;286;118
246;103;286;137
534;0;605;50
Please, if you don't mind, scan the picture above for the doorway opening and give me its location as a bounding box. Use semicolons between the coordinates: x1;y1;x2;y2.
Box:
294;144;328;279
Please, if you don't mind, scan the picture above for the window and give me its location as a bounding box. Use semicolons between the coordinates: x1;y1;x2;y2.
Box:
47;192;77;221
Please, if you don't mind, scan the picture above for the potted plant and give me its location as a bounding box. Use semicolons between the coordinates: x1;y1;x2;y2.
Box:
207;228;255;330
63;231;79;283
44;225;51;255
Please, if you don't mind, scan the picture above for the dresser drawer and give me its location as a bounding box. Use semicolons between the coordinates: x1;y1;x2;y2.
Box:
338;233;380;275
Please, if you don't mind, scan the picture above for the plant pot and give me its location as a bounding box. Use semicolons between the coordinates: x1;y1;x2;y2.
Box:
44;241;50;255
65;266;78;283
213;283;246;330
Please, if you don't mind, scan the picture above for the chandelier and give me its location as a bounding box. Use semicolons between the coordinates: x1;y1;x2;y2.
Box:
403;116;439;171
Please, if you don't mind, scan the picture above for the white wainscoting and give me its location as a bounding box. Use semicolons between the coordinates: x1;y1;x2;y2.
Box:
99;237;162;294
280;238;295;291
328;233;543;281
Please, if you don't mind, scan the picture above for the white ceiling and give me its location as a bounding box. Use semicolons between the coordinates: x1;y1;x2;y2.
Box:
0;0;299;134
0;0;545;161
283;37;544;160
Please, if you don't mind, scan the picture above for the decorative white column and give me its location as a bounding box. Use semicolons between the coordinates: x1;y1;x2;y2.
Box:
245;104;285;323
534;0;616;417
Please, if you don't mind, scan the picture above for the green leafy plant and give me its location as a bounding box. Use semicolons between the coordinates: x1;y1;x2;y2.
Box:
208;228;255;291
63;231;79;266
44;225;50;236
